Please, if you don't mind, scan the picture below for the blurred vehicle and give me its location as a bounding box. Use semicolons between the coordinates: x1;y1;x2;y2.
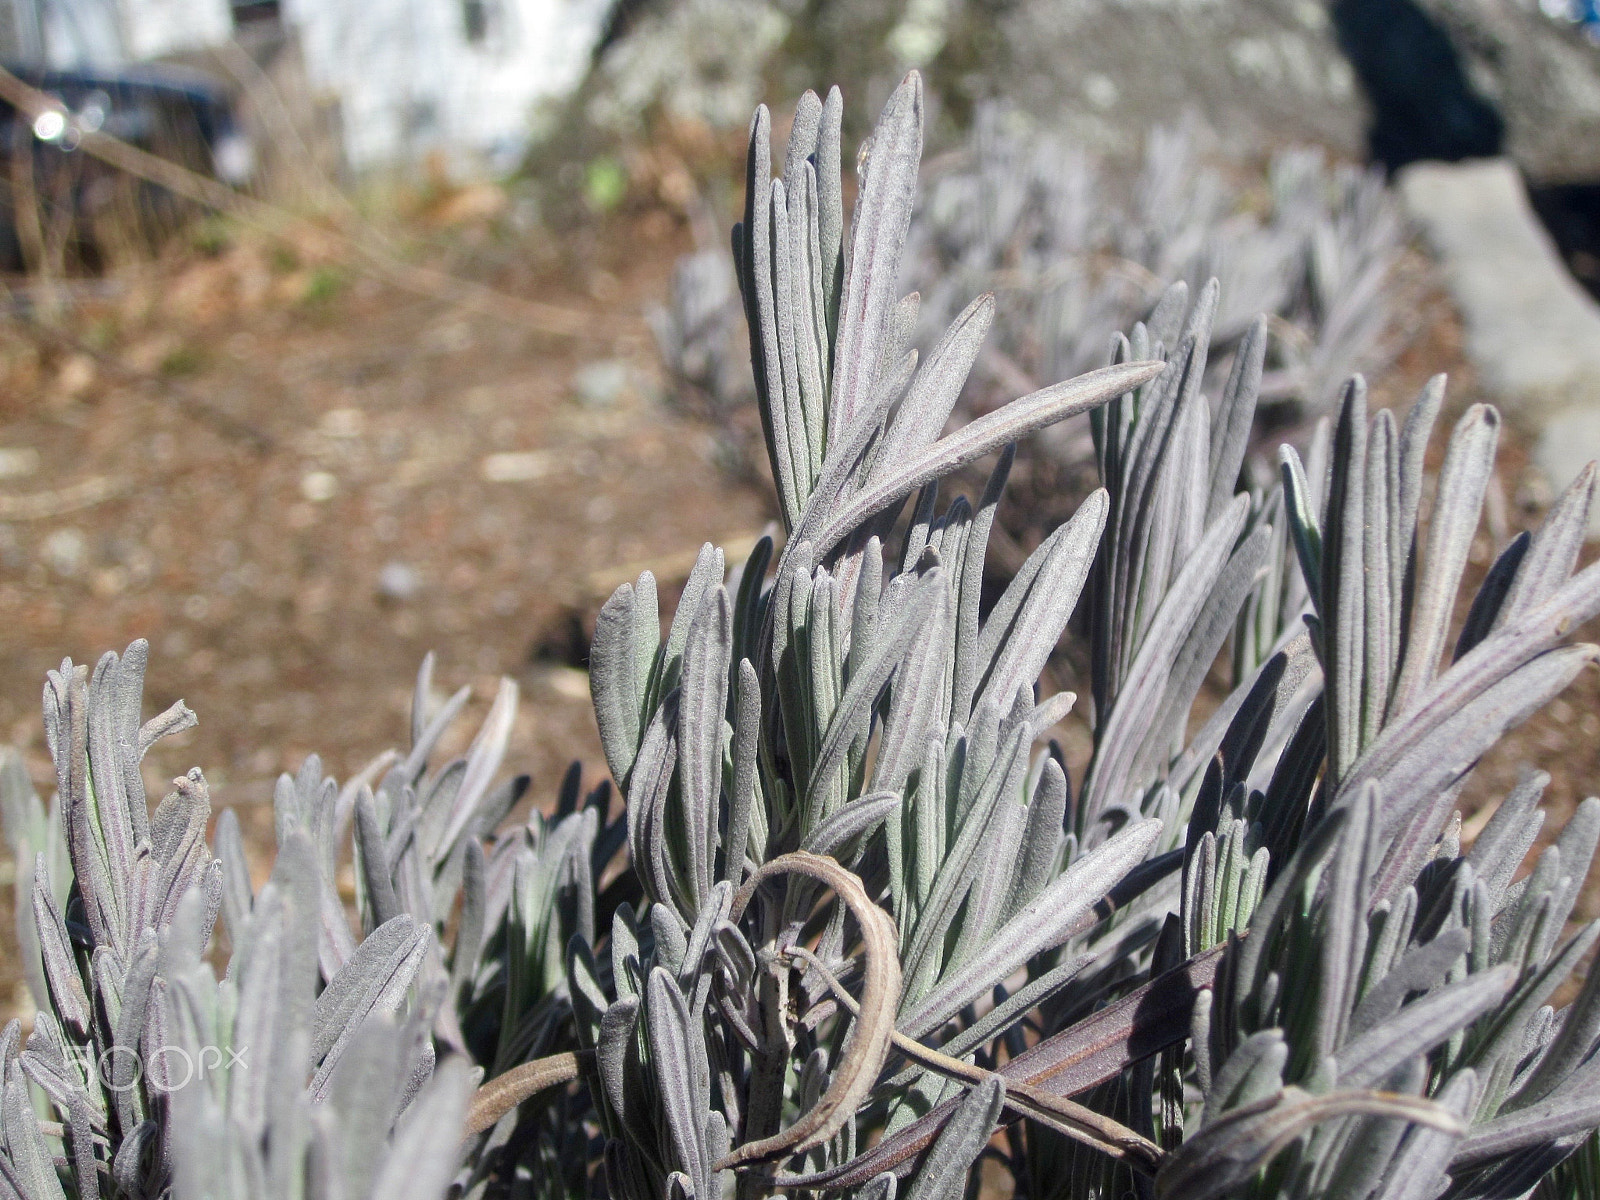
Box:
0;63;251;273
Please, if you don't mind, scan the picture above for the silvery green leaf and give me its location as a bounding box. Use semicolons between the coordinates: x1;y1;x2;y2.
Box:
1360;645;1597;831
905;1076;1004;1200
1548;796;1600;935
86;651;137;930
627;695;679;907
901;716;1031;1001
356;788;401;928
871;575;950;797
783;87;822;200
1207;314;1266;523
1320;377;1369;781
830;72;922;440
1348;928;1470;1040
973;489;1107;715
321;1016;408;1196
802;792;900;859
1280;443;1324;606
310;917;430;1095
925;952;1097;1072
724;659;760;883
1004;756;1068;920
900;818;1160;1038
596;995;640;1136
213;807;254;946
2;1077;65;1200
1089;494;1251;816
771;177;818;501
652;903;689;978
1336;964;1516;1087
1127;523;1273;790
646;967;712;1197
800;341;919;544
874;294;995;476
1204;1030;1288;1127
368;1057;471;1200
806;568;944;818
1453;1090;1600;1170
1360;408;1399;748
1311;783;1375;1064
1395;375;1445;561
1391;405;1500;714
1467;772;1548;913
679;588;731;905
1509;914;1600;1109
592;582;645;783
451;838;486;997
438;678;516;856
1470;923;1600;1117
399;678;471;791
816;86;843;323
111;1120;159;1199
1373;1068;1478;1200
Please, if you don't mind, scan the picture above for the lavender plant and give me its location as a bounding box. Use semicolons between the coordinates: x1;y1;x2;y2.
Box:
655;105;1407;490
4;70;1600;1200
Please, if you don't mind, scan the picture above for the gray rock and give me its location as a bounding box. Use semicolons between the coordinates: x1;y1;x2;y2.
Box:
1399;158;1600;533
1412;0;1600;185
997;0;1366;162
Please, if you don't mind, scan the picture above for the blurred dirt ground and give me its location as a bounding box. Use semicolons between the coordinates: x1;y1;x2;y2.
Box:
0;206;772;1016
0;190;1596;1023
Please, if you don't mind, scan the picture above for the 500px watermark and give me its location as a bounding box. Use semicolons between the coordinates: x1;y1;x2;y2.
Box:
61;1043;249;1095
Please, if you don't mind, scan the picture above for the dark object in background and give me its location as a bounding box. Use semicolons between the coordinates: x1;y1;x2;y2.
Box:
0;63;251;274
1331;0;1504;173
1528;181;1600;303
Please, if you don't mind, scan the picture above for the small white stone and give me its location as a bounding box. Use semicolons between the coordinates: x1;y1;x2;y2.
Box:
377;561;421;602
320;408;365;438
41;528;85;576
481;451;552;483
0;447;40;480
300;471;338;502
572;360;630;408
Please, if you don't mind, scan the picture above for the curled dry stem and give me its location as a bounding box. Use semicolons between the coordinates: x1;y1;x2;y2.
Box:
718;851;904;1169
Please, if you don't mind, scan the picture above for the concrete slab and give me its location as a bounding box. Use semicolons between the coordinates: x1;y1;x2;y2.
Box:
1398;158;1600;534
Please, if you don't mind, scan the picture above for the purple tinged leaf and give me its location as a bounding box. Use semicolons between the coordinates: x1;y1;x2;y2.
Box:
904;1076;1005;1200
1376;1068;1478;1200
31;857;89;1038
1158;1087;1461;1200
1498;461;1595;628
818;361;1163;559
